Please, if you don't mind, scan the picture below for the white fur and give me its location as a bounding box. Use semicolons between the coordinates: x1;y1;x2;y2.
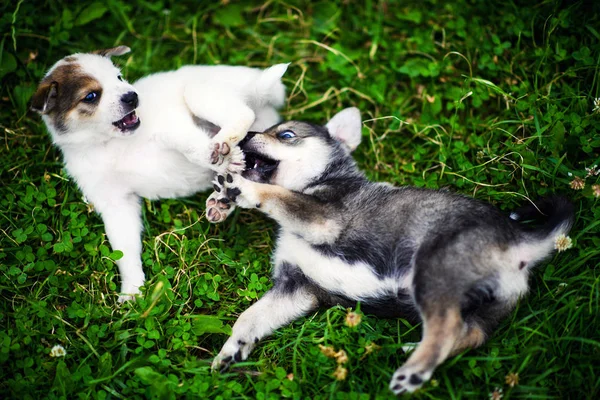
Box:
40;53;287;299
273;138;332;191
274;231;401;300
494;222;570;302
211;287;317;370
325;107;362;151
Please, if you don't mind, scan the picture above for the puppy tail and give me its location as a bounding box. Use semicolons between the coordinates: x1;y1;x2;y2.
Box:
509;196;575;263
253;63;289;108
510;195;575;237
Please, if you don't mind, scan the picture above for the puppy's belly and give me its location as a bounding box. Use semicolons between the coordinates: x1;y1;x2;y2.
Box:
274;232;405;301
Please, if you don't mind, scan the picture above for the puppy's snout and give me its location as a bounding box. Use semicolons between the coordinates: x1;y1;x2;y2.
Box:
121;91;138;108
239;132;258;147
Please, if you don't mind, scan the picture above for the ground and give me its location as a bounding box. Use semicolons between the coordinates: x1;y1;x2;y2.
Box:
0;1;599;399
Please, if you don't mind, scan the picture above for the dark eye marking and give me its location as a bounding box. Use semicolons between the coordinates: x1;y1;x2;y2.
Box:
277;130;296;140
82;91;100;103
117;75;123;81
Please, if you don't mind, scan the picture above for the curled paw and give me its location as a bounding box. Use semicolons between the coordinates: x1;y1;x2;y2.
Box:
210;141;245;174
205;174;242;223
389;365;432;395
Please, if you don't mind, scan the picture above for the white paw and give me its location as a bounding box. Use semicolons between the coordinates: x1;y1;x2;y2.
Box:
209;140;245;175
389;364;432;395
211;336;257;372
118;278;144;302
117;293;139;303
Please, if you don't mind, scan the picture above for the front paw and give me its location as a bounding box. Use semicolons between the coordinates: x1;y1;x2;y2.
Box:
210;141;245;174
211;338;256;372
118;278;144;302
205;173;242;223
206;190;233;223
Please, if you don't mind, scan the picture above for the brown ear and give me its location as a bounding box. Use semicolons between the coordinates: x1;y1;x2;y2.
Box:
31;81;58;114
91;46;131;58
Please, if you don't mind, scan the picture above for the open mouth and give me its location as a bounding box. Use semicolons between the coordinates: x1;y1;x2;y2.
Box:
112;110;140;132
242;151;279;182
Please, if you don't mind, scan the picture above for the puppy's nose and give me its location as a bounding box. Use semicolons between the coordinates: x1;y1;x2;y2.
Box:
121;91;138;108
239;132;258;147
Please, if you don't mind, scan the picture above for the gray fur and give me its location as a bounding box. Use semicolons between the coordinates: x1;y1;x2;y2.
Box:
209;108;575;394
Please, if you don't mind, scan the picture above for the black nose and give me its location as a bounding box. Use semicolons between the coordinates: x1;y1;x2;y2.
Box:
239;131;258;147
121;91;138;108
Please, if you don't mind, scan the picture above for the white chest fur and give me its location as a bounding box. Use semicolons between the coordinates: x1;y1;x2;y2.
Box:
273;231;409;300
62;134;213;203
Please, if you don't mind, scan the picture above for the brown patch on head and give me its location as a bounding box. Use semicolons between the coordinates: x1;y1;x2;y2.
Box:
63;56;78;63
31;63;102;133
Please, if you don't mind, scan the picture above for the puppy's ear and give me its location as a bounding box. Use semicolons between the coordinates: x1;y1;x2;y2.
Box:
31;81;58;114
92;46;131;58
256;63;290;107
260;63;289;82
326;107;362;152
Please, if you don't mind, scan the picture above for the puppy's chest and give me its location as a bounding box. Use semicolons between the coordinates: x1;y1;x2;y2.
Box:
273;232;404;300
65;144;212;199
124;149;213;198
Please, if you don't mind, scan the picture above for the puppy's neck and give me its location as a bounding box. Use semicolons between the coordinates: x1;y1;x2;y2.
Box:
49;124;121;149
303;149;368;197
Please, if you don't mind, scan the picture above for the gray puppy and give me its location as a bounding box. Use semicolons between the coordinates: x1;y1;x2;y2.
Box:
207;108;574;394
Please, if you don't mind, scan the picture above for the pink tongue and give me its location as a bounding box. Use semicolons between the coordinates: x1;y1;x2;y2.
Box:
123;112;137;125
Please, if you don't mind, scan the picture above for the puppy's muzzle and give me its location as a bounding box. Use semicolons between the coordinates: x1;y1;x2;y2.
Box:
120;91;139;109
239;131;258;147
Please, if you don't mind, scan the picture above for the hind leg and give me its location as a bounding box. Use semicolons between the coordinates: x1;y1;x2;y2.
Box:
390;240;481;394
390;303;464;394
390;270;512;393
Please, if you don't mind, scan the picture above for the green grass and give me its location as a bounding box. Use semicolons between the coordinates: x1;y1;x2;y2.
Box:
1;0;599;399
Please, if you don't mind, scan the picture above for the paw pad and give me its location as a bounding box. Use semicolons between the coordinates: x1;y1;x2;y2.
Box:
210;142;245;174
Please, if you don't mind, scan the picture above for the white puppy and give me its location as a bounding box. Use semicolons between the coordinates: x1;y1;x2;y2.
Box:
31;46;287;300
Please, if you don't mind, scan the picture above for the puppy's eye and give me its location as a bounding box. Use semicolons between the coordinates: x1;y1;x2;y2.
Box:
277;130;296;140
117;75;123;81
82;91;99;103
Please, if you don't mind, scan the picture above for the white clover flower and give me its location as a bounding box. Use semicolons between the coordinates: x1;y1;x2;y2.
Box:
556;282;568;294
593;98;600;114
570;176;585;190
554;234;573;252
333;365;348;381
489;387;503;400
345;310;362;327
585;165;599;178
505;372;519;387
50;344;66;357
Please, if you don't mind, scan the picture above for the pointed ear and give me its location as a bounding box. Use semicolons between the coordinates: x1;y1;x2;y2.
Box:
257;63;289;89
31;81;58;114
325;107;362;152
91;46;131;58
262;63;290;80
